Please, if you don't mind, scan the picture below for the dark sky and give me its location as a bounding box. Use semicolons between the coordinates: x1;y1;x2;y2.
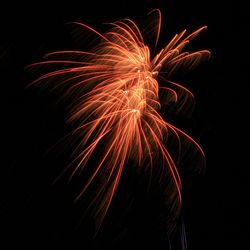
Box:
1;1;245;250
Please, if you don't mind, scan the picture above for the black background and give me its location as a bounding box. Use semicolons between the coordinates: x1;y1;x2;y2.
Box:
1;1;246;249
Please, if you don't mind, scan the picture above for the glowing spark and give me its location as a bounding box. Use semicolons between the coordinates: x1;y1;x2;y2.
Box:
27;9;210;233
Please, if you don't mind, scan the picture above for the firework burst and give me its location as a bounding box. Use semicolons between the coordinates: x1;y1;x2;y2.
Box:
28;9;210;234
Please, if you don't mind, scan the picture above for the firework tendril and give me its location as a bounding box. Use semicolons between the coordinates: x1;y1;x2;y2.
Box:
28;9;210;237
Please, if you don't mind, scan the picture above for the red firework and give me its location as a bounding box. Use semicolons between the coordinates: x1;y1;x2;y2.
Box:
28;9;210;233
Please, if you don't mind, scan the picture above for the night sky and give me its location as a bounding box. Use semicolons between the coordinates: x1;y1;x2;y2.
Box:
1;1;245;249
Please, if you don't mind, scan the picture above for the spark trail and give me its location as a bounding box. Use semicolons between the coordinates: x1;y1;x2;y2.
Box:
28;9;210;234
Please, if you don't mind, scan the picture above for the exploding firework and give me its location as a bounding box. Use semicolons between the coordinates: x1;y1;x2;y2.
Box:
27;9;210;236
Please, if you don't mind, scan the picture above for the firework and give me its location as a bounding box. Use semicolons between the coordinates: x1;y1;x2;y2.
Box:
28;9;210;235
